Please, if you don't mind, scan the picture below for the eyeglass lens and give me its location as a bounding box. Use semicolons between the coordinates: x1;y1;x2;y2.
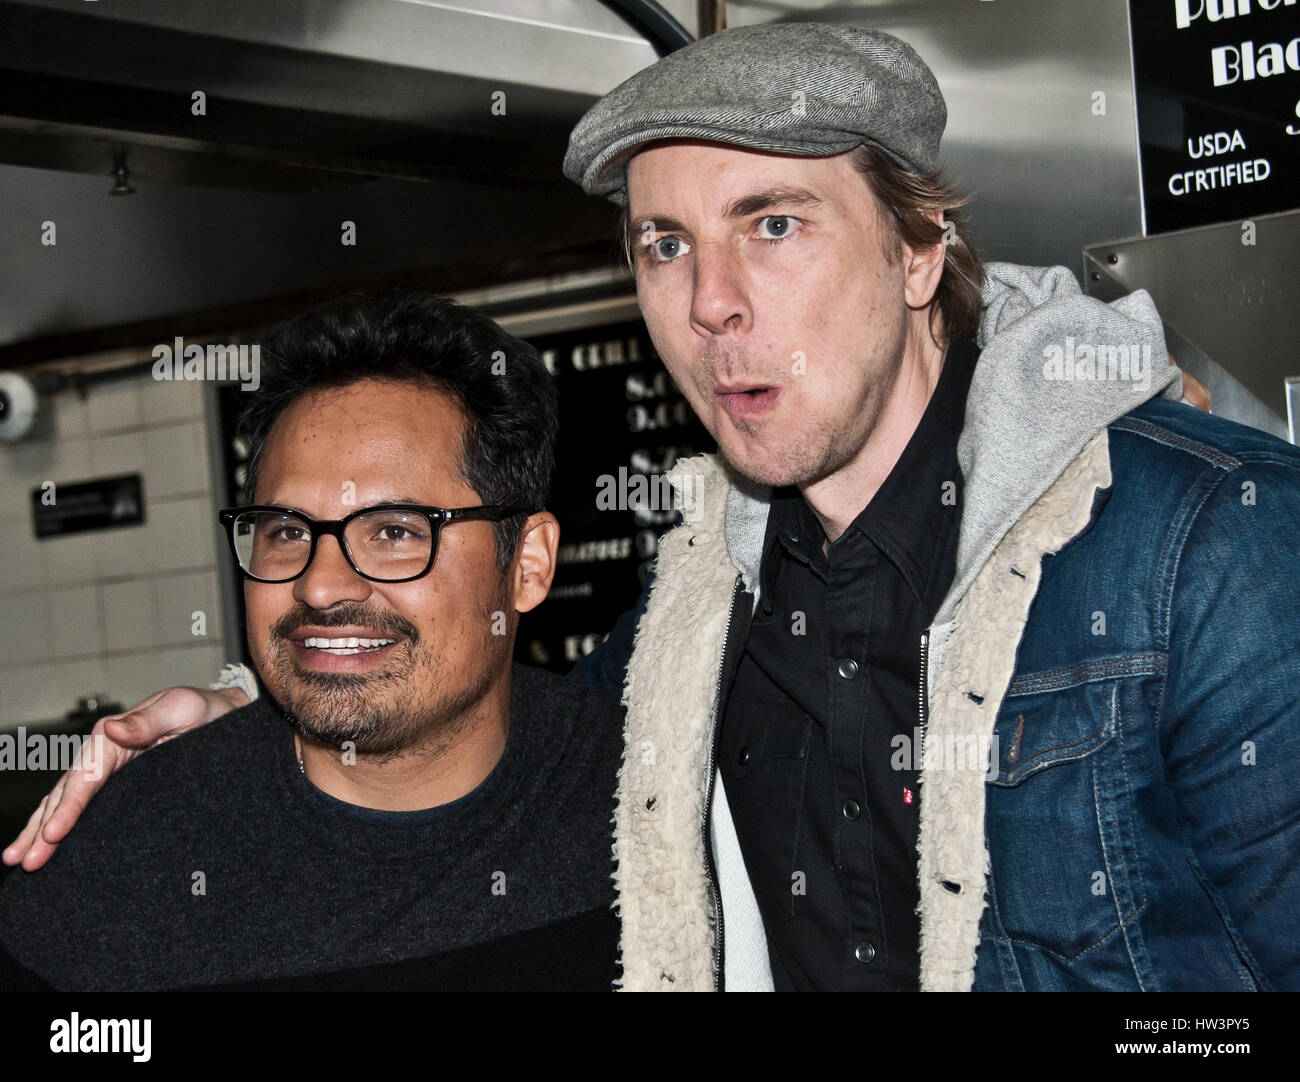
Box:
231;510;434;581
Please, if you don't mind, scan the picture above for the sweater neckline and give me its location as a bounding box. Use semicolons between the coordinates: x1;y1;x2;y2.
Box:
267;673;531;862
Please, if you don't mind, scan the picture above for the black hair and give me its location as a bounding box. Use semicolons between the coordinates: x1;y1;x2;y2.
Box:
238;289;558;569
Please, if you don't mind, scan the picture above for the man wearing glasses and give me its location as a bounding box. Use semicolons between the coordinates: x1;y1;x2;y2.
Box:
0;290;622;990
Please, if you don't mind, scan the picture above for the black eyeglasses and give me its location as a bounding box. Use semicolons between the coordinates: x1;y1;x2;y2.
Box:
218;503;526;584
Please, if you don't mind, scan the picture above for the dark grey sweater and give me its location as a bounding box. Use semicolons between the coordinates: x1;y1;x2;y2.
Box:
0;664;622;991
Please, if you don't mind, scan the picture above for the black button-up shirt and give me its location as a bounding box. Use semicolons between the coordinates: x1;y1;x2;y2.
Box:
718;338;977;991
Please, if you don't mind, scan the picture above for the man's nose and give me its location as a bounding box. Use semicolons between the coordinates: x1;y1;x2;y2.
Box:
689;242;751;338
292;533;372;609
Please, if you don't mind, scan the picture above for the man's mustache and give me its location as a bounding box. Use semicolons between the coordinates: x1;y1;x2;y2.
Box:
696;345;786;387
270;604;420;644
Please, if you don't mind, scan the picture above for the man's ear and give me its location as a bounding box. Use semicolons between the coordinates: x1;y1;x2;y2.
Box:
511;511;559;615
903;208;947;312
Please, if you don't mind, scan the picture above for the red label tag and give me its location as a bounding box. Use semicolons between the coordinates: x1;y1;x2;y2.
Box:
902;787;914;805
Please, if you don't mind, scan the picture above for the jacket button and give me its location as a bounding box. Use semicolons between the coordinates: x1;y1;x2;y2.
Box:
855;942;876;964
737;746;751;766
842;799;860;820
838;659;859;679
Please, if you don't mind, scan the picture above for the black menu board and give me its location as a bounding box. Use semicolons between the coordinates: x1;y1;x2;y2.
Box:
1130;0;1300;233
516;318;713;673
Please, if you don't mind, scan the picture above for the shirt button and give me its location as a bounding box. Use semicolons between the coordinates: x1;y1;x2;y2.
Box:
737;746;751;767
842;799;860;820
855;942;876;964
838;659;859;679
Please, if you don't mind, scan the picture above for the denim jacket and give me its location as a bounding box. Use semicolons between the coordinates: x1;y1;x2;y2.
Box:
971;397;1300;990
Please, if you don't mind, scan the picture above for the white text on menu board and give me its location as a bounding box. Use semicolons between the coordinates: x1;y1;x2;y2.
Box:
1169;2;1297;196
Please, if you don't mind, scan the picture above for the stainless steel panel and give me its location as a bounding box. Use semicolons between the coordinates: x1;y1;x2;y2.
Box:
0;0;678;348
1084;208;1300;441
4;0;663;101
729;0;1145;274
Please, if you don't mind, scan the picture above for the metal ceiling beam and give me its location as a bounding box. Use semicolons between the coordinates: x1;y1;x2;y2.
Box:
0;0;648;190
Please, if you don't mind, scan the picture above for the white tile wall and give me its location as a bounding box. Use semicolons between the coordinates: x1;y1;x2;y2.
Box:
85;377;141;433
140;376;205;426
0;593;52;664
41;531;102;588
143;496;220;573
89;431;145;478
0;366;230;725
104;643;229;714
48;585;102;658
0;522;42;588
154;571;219;647
51;389;88;439
143;423;210;498
101;579;157;652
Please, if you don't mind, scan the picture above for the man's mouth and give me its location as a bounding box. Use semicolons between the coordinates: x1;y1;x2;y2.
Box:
714;382;782;422
300;636;397;656
283;626;409;671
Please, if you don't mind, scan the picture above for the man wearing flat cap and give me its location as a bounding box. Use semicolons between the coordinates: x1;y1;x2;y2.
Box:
10;22;1300;994
560;21;1300;993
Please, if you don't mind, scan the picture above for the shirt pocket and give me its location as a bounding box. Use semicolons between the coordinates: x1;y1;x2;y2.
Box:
983;680;1138;961
724;702;813;926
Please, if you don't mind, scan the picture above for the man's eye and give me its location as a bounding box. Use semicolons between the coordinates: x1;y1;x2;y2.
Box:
266;525;309;545
756;216;797;240
648;235;691;262
366;520;426;545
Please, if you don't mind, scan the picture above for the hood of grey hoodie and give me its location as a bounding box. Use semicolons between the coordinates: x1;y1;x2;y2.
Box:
722;261;1181;623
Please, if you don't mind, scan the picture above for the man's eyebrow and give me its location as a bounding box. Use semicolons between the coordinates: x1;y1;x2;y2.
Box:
631;190;822;233
363;496;431;510
725;187;823;219
259;496;424;512
629;214;688;237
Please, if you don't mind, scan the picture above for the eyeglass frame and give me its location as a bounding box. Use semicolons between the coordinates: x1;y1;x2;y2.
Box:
218;502;529;584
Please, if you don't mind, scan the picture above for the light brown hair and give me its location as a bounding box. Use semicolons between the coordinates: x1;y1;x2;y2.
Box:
847;144;984;344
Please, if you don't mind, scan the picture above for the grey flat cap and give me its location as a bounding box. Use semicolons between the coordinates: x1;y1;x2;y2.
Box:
564;22;947;203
